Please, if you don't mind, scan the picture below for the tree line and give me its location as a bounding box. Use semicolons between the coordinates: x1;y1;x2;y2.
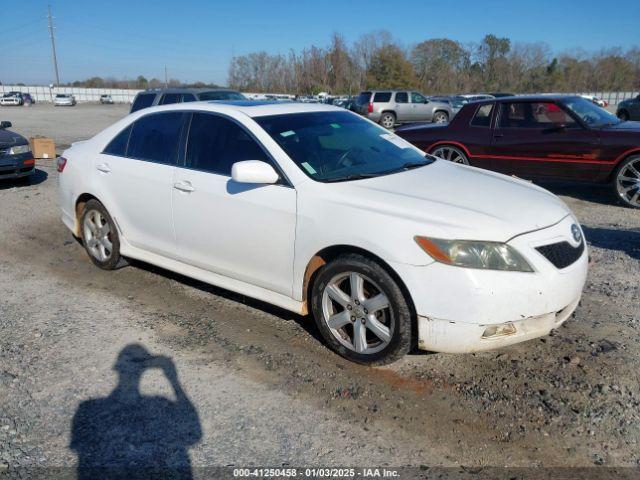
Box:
228;31;640;95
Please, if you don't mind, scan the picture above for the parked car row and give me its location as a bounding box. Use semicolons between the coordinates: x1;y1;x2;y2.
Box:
0;92;35;106
57;100;591;365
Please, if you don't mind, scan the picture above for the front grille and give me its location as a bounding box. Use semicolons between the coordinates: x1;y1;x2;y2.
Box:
536;241;585;269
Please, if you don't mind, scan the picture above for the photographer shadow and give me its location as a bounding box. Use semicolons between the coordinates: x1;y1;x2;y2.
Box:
70;344;202;480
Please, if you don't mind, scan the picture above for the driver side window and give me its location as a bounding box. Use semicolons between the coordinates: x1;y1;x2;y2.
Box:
411;92;427;104
499;102;576;128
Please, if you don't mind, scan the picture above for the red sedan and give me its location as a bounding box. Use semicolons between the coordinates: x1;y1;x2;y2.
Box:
395;95;640;208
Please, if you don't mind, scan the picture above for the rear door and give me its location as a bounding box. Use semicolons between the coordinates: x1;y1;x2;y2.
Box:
490;100;602;180
171;112;297;296
394;92;411;122
410;92;432;121
97;111;186;256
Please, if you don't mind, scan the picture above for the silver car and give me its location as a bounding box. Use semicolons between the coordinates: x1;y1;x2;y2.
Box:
355;90;453;128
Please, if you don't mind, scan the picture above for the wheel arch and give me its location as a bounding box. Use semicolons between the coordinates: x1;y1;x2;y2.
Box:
608;148;640;182
428;140;471;158
301;245;417;340
74;193;102;236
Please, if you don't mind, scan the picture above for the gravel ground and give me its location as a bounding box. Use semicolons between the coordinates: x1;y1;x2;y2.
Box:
0;106;639;478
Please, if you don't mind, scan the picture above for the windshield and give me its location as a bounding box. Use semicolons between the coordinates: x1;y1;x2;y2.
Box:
562;97;620;127
255;111;433;182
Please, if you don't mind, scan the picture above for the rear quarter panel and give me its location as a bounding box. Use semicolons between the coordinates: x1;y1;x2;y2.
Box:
396;103;494;169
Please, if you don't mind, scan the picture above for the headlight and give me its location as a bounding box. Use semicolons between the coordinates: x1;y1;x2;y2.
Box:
415;236;533;272
8;145;31;155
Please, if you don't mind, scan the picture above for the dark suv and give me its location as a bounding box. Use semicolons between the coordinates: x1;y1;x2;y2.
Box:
130;88;246;113
617;94;640;121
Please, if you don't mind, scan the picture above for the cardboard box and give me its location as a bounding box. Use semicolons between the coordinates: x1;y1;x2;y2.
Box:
29;137;56;159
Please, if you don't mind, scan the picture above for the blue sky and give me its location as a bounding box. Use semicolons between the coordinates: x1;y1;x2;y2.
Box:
2;0;639;86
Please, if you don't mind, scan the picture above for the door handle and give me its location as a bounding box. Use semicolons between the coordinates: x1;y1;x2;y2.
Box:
493;133;504;138
96;163;111;173
173;181;195;193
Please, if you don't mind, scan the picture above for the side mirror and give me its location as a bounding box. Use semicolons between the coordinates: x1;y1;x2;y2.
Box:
0;121;12;129
231;160;279;185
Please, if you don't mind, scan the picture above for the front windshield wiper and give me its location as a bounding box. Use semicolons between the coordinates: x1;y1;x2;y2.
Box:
323;160;432;183
323;172;382;183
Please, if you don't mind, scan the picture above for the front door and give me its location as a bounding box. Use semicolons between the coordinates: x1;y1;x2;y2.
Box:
409;92;432;122
171;112;297;296
490;101;602;181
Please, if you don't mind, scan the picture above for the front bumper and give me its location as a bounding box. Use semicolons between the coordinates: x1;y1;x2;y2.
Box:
391;215;588;353
0;155;35;179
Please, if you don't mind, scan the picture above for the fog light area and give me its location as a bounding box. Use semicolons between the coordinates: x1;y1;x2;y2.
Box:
482;322;517;339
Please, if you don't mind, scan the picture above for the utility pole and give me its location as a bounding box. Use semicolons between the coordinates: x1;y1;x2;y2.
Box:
164;66;168;88
47;5;60;87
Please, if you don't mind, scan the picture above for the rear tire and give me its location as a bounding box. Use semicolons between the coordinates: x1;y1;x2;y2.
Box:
80;199;126;269
613;155;640;209
430;145;469;165
311;254;413;365
379;112;396;129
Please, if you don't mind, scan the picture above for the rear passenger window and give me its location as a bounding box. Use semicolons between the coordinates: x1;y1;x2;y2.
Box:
127;112;185;165
103;124;132;156
182;94;197;102
470;104;494;127
373;92;391;103
130;93;155;113
395;92;408;103
186;113;270;176
159;93;181;105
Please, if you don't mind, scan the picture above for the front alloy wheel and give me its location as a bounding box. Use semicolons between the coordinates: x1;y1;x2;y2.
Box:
433;111;449;123
614;155;640;208
431;145;469;165
311;254;413;364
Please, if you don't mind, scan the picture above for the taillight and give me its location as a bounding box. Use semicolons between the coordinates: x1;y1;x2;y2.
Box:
23;159;35;167
368;102;373;113
56;156;67;173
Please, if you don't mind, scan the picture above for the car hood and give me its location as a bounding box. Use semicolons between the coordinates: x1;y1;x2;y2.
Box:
0;129;27;148
326;160;570;242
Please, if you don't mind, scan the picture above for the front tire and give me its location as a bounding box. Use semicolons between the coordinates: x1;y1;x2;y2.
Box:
311;254;413;365
80;199;125;269
433;111;449;123
613;155;640;208
379;112;396;129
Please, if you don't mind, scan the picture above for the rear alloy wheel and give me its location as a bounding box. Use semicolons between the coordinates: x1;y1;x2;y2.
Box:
614;155;640;208
379;112;396;129
433;111;449;124
430;145;469;165
311;254;413;365
81;199;125;269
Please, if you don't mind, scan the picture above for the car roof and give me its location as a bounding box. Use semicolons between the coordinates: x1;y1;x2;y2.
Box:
469;94;583;105
138;87;240;95
134;100;346;118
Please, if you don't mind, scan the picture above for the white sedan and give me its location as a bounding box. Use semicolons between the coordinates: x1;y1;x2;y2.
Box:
54;94;76;106
58;101;588;364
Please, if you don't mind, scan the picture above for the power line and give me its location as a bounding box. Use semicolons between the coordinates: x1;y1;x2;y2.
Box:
47;5;60;86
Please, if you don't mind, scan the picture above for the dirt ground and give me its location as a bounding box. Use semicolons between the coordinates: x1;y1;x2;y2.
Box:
0;105;639;478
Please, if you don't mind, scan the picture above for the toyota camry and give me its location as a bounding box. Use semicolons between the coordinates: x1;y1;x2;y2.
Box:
58;101;588;364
